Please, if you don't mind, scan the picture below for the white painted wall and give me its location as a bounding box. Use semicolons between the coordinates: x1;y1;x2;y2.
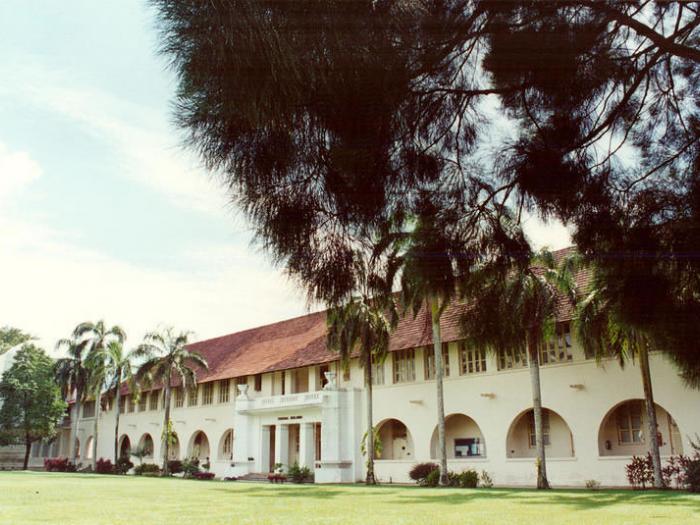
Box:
18;338;700;488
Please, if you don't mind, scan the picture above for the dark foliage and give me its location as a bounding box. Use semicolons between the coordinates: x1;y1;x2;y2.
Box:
686;459;700;493
114;456;133;475
133;463;161;476
95;458;114;474
152;1;700;380
409;462;439;484
287;463;314;484
44;458;76;472
193;471;215;480
167;460;183;475
182;457;200;478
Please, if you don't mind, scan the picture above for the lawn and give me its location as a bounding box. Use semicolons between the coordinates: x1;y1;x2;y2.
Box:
1;472;699;525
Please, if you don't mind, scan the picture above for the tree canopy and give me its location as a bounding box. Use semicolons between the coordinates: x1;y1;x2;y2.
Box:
0;344;66;468
0;326;34;356
153;1;700;376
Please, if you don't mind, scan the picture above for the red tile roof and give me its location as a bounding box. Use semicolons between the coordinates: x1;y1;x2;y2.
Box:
180;247;589;384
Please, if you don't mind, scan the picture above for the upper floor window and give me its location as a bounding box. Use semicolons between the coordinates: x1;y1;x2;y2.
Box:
497;347;528;371
149;390;160;411
393;349;416;383
82;401;95;418
424;343;450;380
138;395;147;412
254;374;262;392
371;355;385;386
127;397;135;413
174;388;184;408
528;410;551;447
459;343;486;375
219;379;230;403
540;323;573;365
188;386;199;407
202;383;214;405
616;402;644;444
118;396;126;414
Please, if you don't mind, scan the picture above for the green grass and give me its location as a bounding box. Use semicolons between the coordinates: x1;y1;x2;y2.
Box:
1;472;699;525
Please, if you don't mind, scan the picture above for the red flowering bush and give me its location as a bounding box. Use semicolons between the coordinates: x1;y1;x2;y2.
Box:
44;458;75;472
95;458;114;474
267;473;286;483
193;471;215;480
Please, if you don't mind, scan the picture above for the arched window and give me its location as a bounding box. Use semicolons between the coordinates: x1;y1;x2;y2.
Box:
376;419;414;460
598;400;683;456
138;434;154;458
506;408;574;458
430;414;486;459
219;429;234;460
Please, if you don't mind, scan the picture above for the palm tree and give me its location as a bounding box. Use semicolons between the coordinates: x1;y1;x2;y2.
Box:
398;205;463;487
461;249;577;489
100;340;139;463
54;335;90;464
135;328;208;475
575;268;664;488
76;321;126;470
327;293;397;484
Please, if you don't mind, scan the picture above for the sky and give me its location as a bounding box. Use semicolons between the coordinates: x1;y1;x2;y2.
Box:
0;1;571;355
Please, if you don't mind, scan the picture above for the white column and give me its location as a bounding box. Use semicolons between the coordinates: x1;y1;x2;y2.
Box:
259;426;271;473
275;424;289;468
299;422;316;469
309;366;321;392
285;370;295;394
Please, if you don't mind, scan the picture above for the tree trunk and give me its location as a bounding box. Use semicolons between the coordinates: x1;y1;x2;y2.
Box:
429;297;448;486
113;379;121;463
70;393;81;465
92;387;101;471
526;340;550;489
23;436;31;470
162;383;172;475
364;351;375;485
639;343;664;488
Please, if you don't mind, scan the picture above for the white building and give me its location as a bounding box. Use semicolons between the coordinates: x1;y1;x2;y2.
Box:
19;294;700;487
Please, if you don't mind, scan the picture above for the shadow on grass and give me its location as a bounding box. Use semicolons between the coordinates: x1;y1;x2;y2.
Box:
394;488;700;510
212;485;379;500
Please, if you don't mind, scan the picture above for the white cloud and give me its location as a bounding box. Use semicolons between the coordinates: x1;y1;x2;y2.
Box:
0;56;229;216
522;212;573;251
0;142;42;199
0;212;307;355
0;143;306;354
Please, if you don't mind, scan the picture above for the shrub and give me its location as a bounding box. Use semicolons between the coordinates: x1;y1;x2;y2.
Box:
167;460;183;475
479;470;493;488
626;455;654;489
686;459;700;493
114;456;134;475
134;463;161;476
409;462;439;484
585;479;601;490
287;463;314;483
193;471;215;480
182;458;201;478
268;473;286;483
44;458;75;472
95;458;114;474
456;469;479;488
422;468;440;487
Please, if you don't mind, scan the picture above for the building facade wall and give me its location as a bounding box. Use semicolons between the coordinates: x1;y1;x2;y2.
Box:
14;338;700;487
